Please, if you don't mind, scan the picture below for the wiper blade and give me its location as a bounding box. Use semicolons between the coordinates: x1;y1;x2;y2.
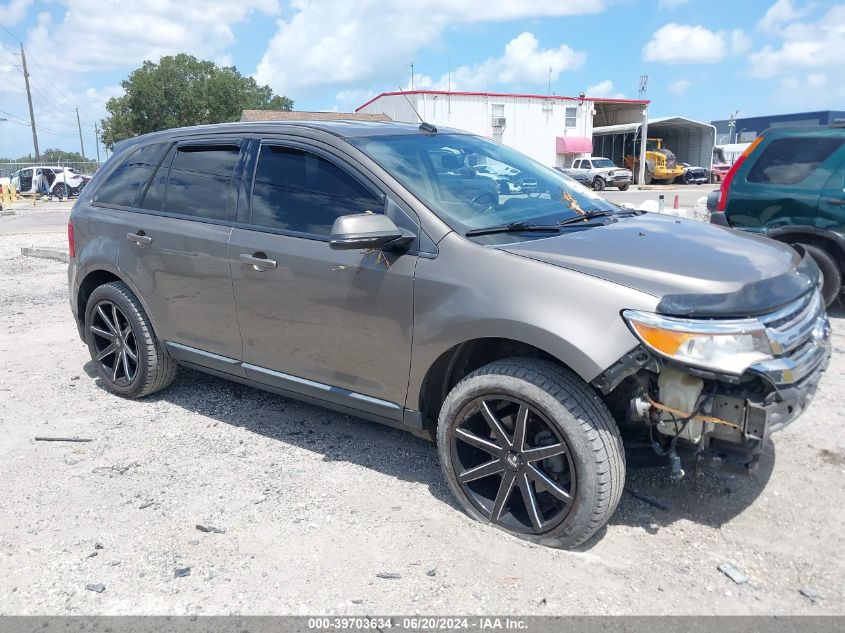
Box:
557;210;615;227
465;221;561;237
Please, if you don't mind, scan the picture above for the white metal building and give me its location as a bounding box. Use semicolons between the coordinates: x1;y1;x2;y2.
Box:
356;90;648;167
592;117;717;171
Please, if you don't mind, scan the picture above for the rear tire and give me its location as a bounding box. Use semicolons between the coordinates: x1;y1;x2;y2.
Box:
84;281;177;398
799;244;841;307
436;358;625;549
52;183;68;199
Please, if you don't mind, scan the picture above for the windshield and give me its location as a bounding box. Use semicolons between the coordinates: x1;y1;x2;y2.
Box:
591;158;616;168
350;133;616;235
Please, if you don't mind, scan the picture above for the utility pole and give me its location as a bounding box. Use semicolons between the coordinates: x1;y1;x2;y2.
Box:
93;122;101;163
728;109;740;144
76;107;85;157
638;75;648;100
407;62;414;90
20;45;40;159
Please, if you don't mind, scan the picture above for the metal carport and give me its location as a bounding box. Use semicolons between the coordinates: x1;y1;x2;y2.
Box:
592;116;717;173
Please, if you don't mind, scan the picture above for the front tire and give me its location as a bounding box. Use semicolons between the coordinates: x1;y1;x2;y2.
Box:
617;184;630;191
84;281;177;398
592;177;605;192
799;243;841;307
436;358;625;549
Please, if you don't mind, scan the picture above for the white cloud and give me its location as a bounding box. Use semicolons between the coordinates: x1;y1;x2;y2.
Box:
254;0;604;96
642;23;751;63
333;88;377;112
0;0;32;26
26;0;281;73
586;79;626;99
758;0;811;32
658;0;689;8
667;79;691;96
750;4;845;78
395;32;584;94
749;3;845;107
448;33;585;90
0;0;282;157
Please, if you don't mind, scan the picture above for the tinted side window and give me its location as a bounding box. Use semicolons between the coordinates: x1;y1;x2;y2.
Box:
138;145;176;212
747;137;845;185
162;145;240;221
94;143;168;207
251;145;382;236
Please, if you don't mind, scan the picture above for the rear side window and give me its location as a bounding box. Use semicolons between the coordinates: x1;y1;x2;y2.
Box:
138;145;176;212
162;145;240;221
250;145;382;236
94;143;168;207
747;137;845;185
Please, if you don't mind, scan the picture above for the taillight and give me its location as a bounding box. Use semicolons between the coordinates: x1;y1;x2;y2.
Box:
67;220;76;258
715;136;765;212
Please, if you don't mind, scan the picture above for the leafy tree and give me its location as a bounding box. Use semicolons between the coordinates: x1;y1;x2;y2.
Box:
100;54;293;149
0;148;90;163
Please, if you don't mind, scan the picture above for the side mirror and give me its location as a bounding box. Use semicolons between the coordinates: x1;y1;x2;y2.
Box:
329;213;415;251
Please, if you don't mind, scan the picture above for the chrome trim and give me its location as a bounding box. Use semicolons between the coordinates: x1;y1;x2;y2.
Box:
752;290;831;385
761;292;823;355
750;329;831;386
242;363;403;411
623;309;764;335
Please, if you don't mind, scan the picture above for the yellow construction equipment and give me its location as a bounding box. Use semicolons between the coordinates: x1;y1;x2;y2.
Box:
624;137;685;184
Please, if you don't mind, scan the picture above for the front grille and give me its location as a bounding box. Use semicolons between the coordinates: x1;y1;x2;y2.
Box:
760;291;822;354
752;291;830;385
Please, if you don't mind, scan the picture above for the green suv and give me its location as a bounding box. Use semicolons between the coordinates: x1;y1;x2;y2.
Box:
709;125;845;306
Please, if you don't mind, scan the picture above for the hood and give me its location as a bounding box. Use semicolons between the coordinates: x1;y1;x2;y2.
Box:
498;213;818;317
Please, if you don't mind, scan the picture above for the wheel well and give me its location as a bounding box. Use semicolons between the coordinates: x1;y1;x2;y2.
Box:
77;270;121;324
772;233;845;272
418;338;567;434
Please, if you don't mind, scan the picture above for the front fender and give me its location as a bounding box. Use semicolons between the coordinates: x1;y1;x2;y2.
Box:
405;232;658;409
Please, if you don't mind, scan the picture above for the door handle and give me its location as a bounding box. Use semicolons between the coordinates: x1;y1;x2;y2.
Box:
823;197;845;206
240;252;277;271
126;232;152;246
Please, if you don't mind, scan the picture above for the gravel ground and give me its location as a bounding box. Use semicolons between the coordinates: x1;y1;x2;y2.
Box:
1;230;844;616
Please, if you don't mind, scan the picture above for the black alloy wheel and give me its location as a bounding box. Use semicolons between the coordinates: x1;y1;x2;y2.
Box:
89;300;139;386
450;395;576;535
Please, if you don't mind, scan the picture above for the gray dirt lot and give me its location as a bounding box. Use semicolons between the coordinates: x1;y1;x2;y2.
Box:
1;229;844;616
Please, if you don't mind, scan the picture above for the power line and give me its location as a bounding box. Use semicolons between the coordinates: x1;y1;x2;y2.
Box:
0;51;20;67
0;41;19;56
0;108;29;124
26;53;79;112
0;22;22;45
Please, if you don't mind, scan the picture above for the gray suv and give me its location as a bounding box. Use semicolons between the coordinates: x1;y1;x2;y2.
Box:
68;121;831;548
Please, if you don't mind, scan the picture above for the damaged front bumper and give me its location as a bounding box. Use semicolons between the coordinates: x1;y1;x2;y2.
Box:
596;290;832;469
703;351;828;467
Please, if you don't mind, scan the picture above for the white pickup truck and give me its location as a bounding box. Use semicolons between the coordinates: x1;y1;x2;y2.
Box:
562;157;633;191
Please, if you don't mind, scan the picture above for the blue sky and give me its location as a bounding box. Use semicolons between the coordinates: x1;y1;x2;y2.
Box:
0;0;842;158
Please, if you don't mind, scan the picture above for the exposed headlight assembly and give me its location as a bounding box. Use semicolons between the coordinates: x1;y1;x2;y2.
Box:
623;310;773;375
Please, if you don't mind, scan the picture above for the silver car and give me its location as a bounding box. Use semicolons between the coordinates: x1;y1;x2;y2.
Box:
68;121;831;548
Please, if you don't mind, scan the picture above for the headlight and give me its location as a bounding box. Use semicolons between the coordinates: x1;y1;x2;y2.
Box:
623;310;773;374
